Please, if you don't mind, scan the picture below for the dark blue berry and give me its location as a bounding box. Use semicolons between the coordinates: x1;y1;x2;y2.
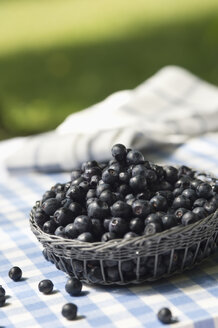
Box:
91;218;104;240
182;188;197;202
144;222;162;235
111;201;132;218
56;191;66;202
99;190;116;206
34;208;49;227
136;190;152;200
144;213;163;226
42;198;60;215
192;207;207;219
126;150;144;165
96;183;111;197
90;175;100;187
43;220;58;234
193;198;207;208
172;195;191;210
204;201;217;214
150;195;167;211
71;169;82;181
157;307;172;324
88;199;109;219
73;215;92;234
66;185;84;202
87;267;103;283
129;175;147;192
68;201;83;217
65;277;82;296
111;144;127;162
62;303;77;320
65;223;79;239
175;176;191;189
161;214;177;230
53;207;74;226
174;208;188;221
178;165;193;177
181;211;198;226
173;187;183;197
103;218;111;230
38;279;53;294
77;232;94;242
83;166;102;180
117;184;131;196
121;260;134;272
109;217;128;236
9;266;22;281
42;190;56;202
132;200;152;218
164;166;178;183
54;226;66;237
196;183;213;199
119;171;130;183
129;217;144;233
102;168;119;185
71;177;84;186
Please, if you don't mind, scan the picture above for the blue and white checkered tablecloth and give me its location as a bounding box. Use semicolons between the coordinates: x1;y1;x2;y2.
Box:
1;135;218;328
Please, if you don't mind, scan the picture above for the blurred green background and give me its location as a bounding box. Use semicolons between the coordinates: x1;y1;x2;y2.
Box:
0;0;218;140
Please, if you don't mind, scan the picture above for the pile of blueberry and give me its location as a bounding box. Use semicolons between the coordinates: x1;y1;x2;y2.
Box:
33;144;218;243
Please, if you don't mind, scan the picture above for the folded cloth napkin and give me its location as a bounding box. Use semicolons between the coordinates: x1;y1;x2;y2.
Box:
1;65;218;176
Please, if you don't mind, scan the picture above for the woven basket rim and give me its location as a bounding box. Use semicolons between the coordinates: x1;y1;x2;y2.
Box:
29;206;218;251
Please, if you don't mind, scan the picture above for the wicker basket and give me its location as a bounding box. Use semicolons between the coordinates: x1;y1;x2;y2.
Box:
30;205;218;285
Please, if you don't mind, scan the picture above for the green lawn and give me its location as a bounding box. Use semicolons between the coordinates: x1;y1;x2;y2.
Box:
0;0;218;139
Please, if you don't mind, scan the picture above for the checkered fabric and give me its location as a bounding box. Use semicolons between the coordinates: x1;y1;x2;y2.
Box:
0;135;218;328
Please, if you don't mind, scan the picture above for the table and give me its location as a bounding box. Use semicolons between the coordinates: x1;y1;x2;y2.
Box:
1;135;218;328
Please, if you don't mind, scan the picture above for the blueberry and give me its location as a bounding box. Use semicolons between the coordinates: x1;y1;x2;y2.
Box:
54;226;66;237
109;217;128;236
66;185;84;202
150;195;167;211
156;180;173;191
79;181;90;193
38;279;54;294
102;168;119;185
172;195;191;210
204;201;217;214
56;191;66;202
132;200;152;218
174;208;188;222
126;150;144;165
175;176;191;189
88;199;109;219
117;184;131;196
129;175;147;192
42;190;56;202
131;164;147;177
65;277;82;296
101;232;117;242
192;207;207;219
34;208;49;227
144;222;162;235
161;214;177;230
64;181;71;192
155;190;174;205
65;223;79;239
74;215;92;234
68;202;83;217
77;232;94;242
43;220;58;234
129;217;144;233
0;286;5;296
0;295;6;307
99;190;117;206
111;144;127;162
109;162;122;173
121;260;134;272
42;198;60;215
96;183;111;197
87;266;103;284
173;187;183;197
8;266;22;281
53;207;74;226
111;201;132;218
52;183;65;192
86;189;96;199
157;307;172;324
90;175;100;187
62;303;77;320
181;211;198;226
123;232;139;239
149;163;165;181
182;188;197;202
196;183;213;199
144;169;157;183
144;213;163;226
193;198;207;208
83;166;102;181
126;197;136;206
164;166;178;183
106;267;120;282
71;169;82;181
190;179;202;189
119;172;130;183
71;177;84;186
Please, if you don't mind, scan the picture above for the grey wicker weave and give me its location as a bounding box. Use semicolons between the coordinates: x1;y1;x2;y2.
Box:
30;205;218;285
